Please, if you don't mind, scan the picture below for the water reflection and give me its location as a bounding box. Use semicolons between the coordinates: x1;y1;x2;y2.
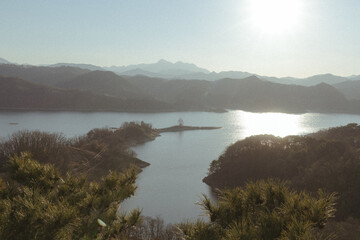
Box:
233;111;305;138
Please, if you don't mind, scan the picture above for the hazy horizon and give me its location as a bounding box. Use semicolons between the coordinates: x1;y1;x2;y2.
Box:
1;0;360;78
1;57;358;79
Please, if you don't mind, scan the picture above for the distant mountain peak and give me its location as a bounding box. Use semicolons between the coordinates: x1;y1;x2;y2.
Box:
249;75;260;79
48;63;104;71
157;59;171;64
0;57;11;64
314;73;335;77
105;59;210;76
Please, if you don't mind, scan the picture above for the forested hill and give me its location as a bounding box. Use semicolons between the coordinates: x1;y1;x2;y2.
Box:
203;123;360;220
56;70;146;99
128;75;356;113
0;64;90;85
0;75;172;112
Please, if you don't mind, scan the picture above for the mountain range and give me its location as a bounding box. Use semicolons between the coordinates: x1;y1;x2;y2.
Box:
1;62;360;114
31;58;360;88
2;57;359;88
1;57;360;114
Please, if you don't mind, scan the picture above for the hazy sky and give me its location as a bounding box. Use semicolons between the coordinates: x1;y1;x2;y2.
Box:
1;0;359;78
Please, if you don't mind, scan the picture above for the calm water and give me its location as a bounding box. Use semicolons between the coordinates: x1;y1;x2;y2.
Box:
1;110;359;223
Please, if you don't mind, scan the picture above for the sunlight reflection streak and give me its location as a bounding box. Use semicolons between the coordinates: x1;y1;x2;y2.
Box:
233;111;305;138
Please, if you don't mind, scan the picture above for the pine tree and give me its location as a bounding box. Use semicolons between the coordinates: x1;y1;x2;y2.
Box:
0;152;140;240
179;179;337;240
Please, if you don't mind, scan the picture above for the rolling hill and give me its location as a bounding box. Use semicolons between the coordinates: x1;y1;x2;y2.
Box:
57;70;146;99
124;75;355;114
0;64;90;86
333;80;360;100
0;75;172;112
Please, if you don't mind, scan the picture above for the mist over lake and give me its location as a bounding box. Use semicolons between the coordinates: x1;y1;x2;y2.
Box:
1;110;359;223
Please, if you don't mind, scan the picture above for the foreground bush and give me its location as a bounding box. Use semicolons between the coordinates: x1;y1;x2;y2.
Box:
0;152;140;240
180;179;337;240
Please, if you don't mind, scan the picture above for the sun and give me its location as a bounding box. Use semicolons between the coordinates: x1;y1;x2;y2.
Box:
247;0;305;35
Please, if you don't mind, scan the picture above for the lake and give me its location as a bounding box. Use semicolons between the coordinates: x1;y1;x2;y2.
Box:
1;110;359;223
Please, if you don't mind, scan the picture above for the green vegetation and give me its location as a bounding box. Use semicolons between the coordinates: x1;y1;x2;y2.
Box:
0;152;140;240
180;180;336;240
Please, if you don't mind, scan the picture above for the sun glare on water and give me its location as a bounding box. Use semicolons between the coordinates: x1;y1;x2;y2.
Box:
247;0;305;35
234;111;305;138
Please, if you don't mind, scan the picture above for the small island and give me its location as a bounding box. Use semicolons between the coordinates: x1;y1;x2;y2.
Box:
156;118;221;133
158;125;221;133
